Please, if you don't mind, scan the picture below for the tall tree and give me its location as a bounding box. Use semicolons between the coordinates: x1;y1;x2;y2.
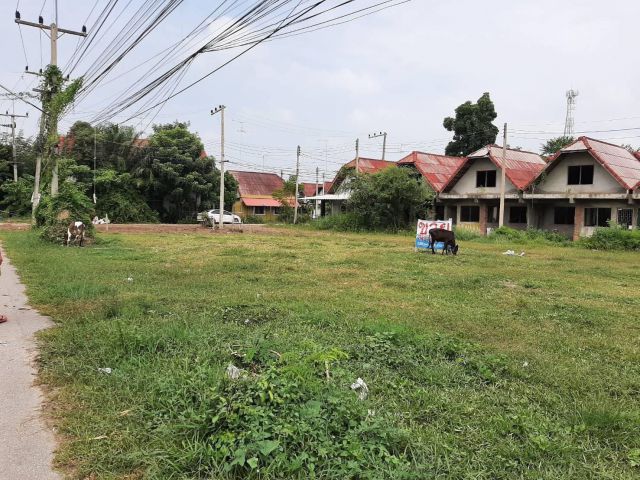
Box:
540;136;574;156
443;92;499;156
139;122;236;222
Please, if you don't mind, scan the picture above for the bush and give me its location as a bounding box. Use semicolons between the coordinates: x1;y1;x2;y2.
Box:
0;176;34;217
244;215;264;224
579;226;640;251
453;226;481;241
489;226;569;244
35;182;95;244
312;213;366;232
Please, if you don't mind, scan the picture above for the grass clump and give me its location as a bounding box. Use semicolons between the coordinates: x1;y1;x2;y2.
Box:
452;226;481;241
489;226;569;244
312;212;366;232
579;226;640;251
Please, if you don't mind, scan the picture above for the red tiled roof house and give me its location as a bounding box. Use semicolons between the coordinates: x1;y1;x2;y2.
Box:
522;137;640;239
437;145;547;235
228;170;289;220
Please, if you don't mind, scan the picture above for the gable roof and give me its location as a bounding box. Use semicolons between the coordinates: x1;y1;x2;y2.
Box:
397;151;466;192
228;171;284;197
537;136;640;190
329;157;395;192
444;145;546;191
342;157;396;174
301;182;320;197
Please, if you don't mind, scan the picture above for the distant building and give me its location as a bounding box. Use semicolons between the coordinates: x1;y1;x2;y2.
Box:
523;137;640;239
228;170;289;220
397;152;467;219
437;145;547;234
307;157;395;216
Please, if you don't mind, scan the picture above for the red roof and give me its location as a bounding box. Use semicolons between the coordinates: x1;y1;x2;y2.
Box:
242;198;286;207
445;145;546;191
398;152;466;192
302;182;320;197
342;157;396;174
329;157;395;192
228;171;284;196
537;137;640;190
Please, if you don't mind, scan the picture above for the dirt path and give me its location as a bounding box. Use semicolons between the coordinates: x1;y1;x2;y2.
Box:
0;245;60;479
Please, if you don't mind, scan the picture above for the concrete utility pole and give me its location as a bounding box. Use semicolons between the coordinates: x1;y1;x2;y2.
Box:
211;105;226;229
93;129;97;203
368;131;387;160
15;3;87;197
355;138;360;173
293;145;300;224
315;166;319;219
0;111;29;182
499;123;508;227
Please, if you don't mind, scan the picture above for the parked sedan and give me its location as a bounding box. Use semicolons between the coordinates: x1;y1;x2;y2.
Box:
207;209;242;225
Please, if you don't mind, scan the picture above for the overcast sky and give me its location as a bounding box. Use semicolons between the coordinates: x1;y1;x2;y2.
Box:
1;0;639;182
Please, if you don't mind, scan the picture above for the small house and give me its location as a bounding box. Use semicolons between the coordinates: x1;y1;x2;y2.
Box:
523;137;640;239
437;145;547;234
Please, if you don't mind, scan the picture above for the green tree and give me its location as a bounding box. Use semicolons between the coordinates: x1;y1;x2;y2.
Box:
540;136;574;156
272;176;304;223
94;169;158;223
443;92;499;156
348;167;434;230
138;122;236;222
0;176;34;217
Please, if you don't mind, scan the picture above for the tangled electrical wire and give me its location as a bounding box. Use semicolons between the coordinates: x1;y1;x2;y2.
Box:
62;0;411;127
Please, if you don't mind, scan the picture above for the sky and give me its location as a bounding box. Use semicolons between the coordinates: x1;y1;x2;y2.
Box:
1;0;639;183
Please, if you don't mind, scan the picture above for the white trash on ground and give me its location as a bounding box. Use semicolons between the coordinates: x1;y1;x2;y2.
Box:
98;367;112;374
502;250;526;257
226;364;242;380
350;377;369;401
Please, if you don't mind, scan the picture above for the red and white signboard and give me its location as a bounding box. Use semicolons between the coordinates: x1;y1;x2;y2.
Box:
415;218;453;250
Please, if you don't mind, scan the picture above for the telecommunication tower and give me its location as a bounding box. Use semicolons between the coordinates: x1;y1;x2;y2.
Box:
564;89;579;136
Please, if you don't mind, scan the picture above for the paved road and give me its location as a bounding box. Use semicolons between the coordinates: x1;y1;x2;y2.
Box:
0;245;60;479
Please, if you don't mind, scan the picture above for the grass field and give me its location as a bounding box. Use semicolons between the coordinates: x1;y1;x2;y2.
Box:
1;229;639;479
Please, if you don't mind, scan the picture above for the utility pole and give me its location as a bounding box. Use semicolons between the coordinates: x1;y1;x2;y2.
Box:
15;4;87;197
293;145;300;224
499;123;507;228
211;105;226;229
315;166;319;219
93;129;97;203
355;138;360;173
1;111;29;182
368;131;387;160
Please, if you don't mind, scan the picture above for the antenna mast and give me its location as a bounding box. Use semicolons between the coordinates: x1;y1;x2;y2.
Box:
564;89;579;136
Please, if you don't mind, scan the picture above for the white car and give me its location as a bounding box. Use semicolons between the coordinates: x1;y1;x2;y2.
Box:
207;209;242;225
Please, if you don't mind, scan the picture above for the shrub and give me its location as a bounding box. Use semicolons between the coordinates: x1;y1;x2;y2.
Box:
35;182;95;244
312;213;366;232
453;226;481;241
489;226;569;244
579;226;640;251
244;215;264;224
0;176;34;217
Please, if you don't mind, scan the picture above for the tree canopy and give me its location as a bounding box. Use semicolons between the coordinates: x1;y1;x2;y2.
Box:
443;93;499;156
540;136;574;156
348;166;434;230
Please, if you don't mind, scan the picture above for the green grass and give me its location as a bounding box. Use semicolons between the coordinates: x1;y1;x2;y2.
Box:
1;229;639;479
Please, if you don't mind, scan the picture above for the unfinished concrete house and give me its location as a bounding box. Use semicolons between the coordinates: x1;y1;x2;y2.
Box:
437;145;547;234
523;137;640;239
